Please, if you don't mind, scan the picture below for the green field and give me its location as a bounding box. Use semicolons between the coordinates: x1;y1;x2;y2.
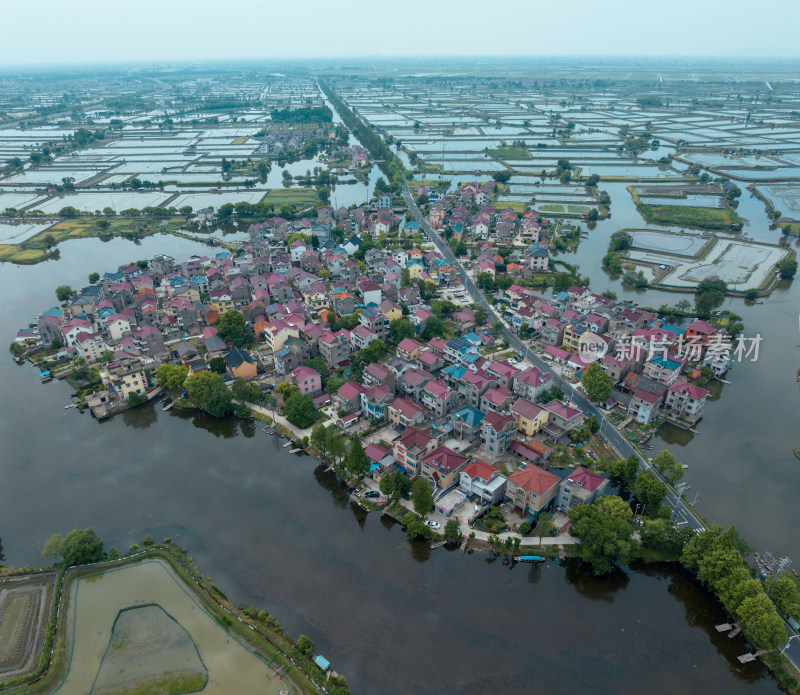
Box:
639;204;740;229
261;188;319;208
488;146;531;160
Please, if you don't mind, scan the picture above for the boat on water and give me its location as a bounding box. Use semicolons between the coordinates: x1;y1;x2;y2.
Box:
514;555;546;563
39;370;52;383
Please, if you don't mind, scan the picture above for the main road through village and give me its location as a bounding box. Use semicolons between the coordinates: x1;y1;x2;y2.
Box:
402;178;800;668
403;178;709;532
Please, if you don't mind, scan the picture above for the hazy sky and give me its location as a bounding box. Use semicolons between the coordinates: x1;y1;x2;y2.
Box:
3;0;800;65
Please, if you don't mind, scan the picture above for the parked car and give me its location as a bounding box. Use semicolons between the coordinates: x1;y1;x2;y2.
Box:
364;490;380;498
425;520;440;529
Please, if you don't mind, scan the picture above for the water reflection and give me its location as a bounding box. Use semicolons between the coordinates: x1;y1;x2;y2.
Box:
313;464;350;510
121;403;158;430
564;559;630;602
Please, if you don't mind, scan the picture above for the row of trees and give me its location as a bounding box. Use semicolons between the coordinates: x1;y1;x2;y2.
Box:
683;526;788;650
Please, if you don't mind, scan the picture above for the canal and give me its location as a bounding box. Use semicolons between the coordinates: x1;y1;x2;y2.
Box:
0;234;787;693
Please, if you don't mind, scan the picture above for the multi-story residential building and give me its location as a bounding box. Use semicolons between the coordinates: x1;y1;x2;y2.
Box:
479;386;514;413
364;362;396;391
459;459;507;505
359;306;389;341
420;446;467;491
334;381;366;414
510;399;548;436
387;397;427;429
480;411;517;456
512;366;552;402
541;400;585;440
393;426;437;476
663;381;709;423
643;354;684;386
421;379;459;417
449;405;486;441
360;384;395;422
398;367;434;402
319;329;352;368
397;337;424;362
505;465;560;518
290;366;322;396
556;467;609;511
350;324;378;351
459;371;496;408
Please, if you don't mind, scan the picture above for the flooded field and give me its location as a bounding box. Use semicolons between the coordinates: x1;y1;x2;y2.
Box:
56;559;286;695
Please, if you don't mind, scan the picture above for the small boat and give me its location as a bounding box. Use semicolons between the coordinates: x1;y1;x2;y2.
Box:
282;441;292;448
514;555;546;563
39;370;52;383
681;464;689;469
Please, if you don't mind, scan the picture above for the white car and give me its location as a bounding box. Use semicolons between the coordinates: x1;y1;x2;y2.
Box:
425;520;441;529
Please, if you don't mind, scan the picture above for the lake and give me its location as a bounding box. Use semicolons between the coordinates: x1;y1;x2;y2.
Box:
0;234;786;695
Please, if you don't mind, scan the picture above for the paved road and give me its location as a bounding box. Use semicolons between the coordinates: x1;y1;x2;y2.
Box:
401;180;704;531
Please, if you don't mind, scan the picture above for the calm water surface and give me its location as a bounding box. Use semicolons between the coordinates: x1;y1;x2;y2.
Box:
0;233;788;694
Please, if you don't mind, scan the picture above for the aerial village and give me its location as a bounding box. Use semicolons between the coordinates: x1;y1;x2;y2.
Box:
16;179;729;537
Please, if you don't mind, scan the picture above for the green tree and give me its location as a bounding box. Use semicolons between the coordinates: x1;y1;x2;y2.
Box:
379;473;396;496
610;454;640;490
652;449;684;484
215;310;250;346
325;425;347;465
127;392;145;407
536;513;556;541
296;635;314;655
569;496;636;575
609;230;632;251
736;593;787;650
232;377;260;403
634;471;667;515
345;434;369;476
310;423;328;456
185;371;233;417
411;477;434;516
444;519;462;542
393;471;412;498
55;285;76;302
492;170;512;184
43;528;104;567
421;316;447;340
88;272;100;284
389;318;416;343
777;256;798;280
581;362;613;403
769;574;800;621
694;278;727;318
403;513;429;540
639;520;693;555
284;392;316;429
156;363;188;390
209;356;227;374
492;320;505;335
473;306;488;325
519;521;532;536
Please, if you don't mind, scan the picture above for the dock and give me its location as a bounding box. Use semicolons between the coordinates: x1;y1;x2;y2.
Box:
282;441;292;448
290;448;303;454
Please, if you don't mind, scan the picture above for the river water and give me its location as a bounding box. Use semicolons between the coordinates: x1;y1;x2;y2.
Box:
0;234;785;693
